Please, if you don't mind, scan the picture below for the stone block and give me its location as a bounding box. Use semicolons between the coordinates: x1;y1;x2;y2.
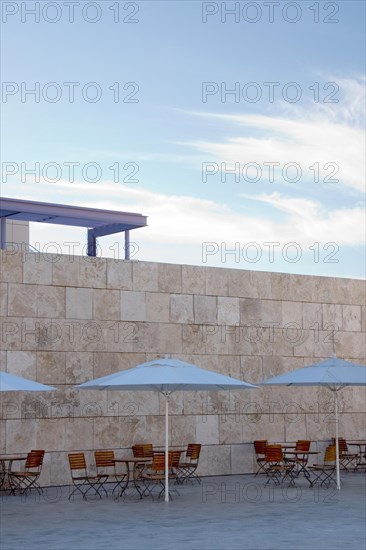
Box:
65;352;94;384
157;263;182;293
79;256;107;288
0;250;23;283
106;259;132;290
23;253;53;285
132;262;158;291
0;283;7;316
133;323;182;354
93;289;120;320
217;297;240;325
37;285;65;318
196;414;219;445
342;305;362;332
205;267;229;296
66;287;93;319
170;294;194;323
194;295;217;324
7;350;37;379
120;290;146;321
52;255;81;286
146;292;170;322
182;265;205;295
37;351;66;384
8;283;37;317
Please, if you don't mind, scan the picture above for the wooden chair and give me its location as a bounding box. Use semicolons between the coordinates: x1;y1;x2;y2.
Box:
332;438;359;471
94;450;127;497
177;443;202;485
253;440;268;476
141;451;178;500
264;445;296;486
132;444;154;482
308;445;337;487
8;450;45;495
285;440;311;473
68;452;108;500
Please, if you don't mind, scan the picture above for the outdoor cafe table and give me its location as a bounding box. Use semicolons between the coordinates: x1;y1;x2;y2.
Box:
283;450;320;485
347;441;366;470
0;455;27;491
113;457;151;498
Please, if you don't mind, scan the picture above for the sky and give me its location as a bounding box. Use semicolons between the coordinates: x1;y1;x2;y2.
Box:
1;0;365;278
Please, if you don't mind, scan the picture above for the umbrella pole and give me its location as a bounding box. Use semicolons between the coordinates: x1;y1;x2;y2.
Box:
334;391;341;490
165;394;169;502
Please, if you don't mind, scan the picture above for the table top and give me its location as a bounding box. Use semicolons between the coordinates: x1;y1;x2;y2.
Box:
0;455;27;461
115;457;152;463
347;441;366;446
283;450;319;455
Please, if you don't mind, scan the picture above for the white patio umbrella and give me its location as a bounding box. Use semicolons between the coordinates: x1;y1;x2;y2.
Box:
77;358;256;502
260;357;366;490
0;371;56;392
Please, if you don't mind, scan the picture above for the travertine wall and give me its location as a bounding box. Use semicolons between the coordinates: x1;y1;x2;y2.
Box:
0;250;365;487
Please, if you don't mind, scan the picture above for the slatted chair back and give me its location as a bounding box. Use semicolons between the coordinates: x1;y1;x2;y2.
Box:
186;443;201;462
332;438;348;455
95;450;115;469
25;450;45;471
295;440;311;452
264;445;283;463
68;452;87;474
254;440;268;455
132;444;154;458
169;451;181;470
324;444;336;464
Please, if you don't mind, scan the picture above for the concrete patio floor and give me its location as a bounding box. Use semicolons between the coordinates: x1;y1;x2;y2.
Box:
1;473;365;550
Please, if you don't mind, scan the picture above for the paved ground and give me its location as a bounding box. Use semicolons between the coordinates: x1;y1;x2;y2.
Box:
1;473;365;550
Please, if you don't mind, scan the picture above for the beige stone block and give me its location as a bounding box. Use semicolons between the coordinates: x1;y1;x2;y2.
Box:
182;325;205;355
272;328;294;357
260;300;282;325
217;297;240;325
106;259;132;290
293;330;316;358
239;298;261;323
231;443;253;474
204;325;229;355
8;283;37;316
282;301;302;327
52;255;81;286
93;351;144;379
250;271;272;299
361;306;366;332
342;305;362;332
36;419;65;452
271;273;292;301
203;444;231;475
120;290;146;321
66;287;93;319
64;418;94;450
0;420;6;453
146;292;170;322
49;451;70;486
0;350;6;370
37;351;66;384
0;283;7;315
336;331;365;359
288;274;313;302
93;289;120;320
0;250;23;283
194;295;217;323
108;389;159;418
120;415;149;447
228;326;272;357
133;323;182;354
312;276;336;304
322;304;342;331
132;262;158;291
93;417;121;449
157;263;182;293
7;350;37;379
6;418;38;453
219;414;243;444
23;253;52;285
79;256;106;288
70;319;134;354
228;269;253;298
66;352;94;384
196;414;219;444
182;265;205;295
303;302;322;328
343;278;366;306
170;294;194;324
37;285;65;318
205;267;229;296
171;415;196;447
240;356;263;385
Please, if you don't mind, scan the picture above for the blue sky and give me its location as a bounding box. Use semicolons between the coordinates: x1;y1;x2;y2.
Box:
1;0;365;277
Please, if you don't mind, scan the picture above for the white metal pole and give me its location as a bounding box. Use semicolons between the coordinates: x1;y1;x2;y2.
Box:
334;391;341;490
165;394;169;502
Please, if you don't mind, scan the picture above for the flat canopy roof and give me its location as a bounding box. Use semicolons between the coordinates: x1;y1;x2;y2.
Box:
0;197;148;258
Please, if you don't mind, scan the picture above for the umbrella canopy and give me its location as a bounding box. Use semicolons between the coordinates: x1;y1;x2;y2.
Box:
77;358;256;501
261;357;366;489
0;371;56;392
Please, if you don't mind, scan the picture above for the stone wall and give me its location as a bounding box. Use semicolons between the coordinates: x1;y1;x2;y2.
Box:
0;250;365;487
